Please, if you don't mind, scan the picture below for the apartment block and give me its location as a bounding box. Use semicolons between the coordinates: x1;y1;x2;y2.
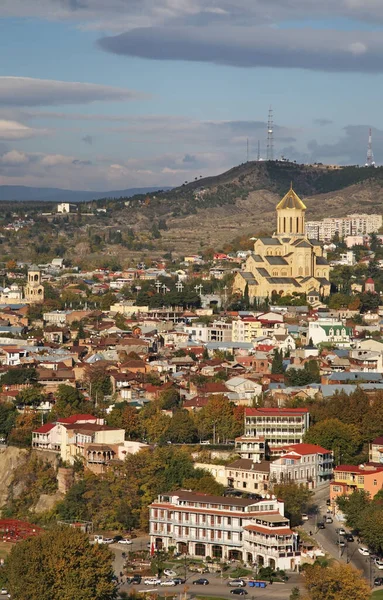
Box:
305;214;382;242
149;490;300;570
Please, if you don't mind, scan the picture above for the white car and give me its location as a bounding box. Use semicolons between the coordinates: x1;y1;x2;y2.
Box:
164;569;177;577
118;538;133;545
375;560;383;570
338;528;346;536
0;591;8;596
358;547;370;556
161;580;177;586
144;578;161;586
103;537;114;544
301;514;309;521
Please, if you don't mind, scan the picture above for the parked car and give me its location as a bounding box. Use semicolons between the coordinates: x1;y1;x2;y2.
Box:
338;528;346;536
345;534;354;542
326;499;331;506
0;591;8;596
228;580;246;587
193;579;209;585
325;516;333;523
144;578;161;586
164;569;177;577
118;538;133;545
160;580;177;587
335;539;346;547
129;575;142;585
375;560;383;570
173;578;186;585
230;589;248;596
318;522;325;529
301;514;309;521
358;547;370;556
375;577;383;586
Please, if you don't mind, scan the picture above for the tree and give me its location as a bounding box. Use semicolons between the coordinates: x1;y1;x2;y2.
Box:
336;490;370;531
271;349;284;374
303;562;370;600
273;482;313;527
107;404;141;439
166;410;198;443
0;402;16;437
51;385;87;418
7;409;41;447
359;503;383;554
6;526;117;600
202;347;209;360
158;388;180;410
289;588;301;600
2;367;37;386
16;386;44;407
304;418;362;463
195;395;237;443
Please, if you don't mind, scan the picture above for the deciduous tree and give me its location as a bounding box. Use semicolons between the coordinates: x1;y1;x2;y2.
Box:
303;562;370;600
6;526;117;600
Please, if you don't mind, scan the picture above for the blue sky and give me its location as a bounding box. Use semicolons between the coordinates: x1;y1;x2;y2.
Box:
0;1;383;190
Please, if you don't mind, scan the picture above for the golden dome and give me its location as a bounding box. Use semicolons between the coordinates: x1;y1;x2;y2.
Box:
276;183;306;210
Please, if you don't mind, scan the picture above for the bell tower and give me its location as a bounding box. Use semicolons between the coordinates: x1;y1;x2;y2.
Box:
24;266;44;303
276;183;306;237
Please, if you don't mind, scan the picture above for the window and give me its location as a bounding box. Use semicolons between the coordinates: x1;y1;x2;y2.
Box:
374;479;377;486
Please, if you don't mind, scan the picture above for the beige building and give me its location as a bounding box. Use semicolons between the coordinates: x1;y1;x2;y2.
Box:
233;185;330;301
24;266;45;303
306;213;383;242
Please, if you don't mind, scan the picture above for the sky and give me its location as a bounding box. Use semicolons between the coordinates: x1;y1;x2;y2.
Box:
1;0;383;191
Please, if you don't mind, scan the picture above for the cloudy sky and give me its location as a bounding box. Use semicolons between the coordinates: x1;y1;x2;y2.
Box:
1;0;383;190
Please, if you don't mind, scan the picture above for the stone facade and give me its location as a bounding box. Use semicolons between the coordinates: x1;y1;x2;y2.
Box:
233;185;330;301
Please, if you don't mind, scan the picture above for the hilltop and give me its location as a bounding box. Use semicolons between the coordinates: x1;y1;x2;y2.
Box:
2;161;383;266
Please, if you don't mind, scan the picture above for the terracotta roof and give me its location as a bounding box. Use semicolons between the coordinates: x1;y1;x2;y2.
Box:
57;414;97;424
280;443;331;455
244;524;293;535
335;464;383;475
245;407;309;416
33;423;55;434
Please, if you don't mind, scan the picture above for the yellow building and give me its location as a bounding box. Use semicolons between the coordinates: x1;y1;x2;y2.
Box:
233;185;331;300
24;266;45;304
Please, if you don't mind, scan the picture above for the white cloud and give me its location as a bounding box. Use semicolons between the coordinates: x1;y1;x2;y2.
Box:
0;77;146;107
0;150;30;166
0;119;44;140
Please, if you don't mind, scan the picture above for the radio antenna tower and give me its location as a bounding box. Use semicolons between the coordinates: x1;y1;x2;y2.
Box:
257;140;260;161
365;128;376;167
267;107;274;161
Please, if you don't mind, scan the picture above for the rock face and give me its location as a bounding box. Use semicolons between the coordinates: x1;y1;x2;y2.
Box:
33;491;64;514
0;446;28;511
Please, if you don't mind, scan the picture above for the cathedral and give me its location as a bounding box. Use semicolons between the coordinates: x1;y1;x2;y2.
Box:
233;185;331;301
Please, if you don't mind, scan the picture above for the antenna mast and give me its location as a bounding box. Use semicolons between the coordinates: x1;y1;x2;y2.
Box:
366;128;376;167
267;107;274;161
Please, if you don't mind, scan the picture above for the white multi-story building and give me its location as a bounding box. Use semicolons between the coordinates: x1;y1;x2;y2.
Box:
306;214;382;242
270;443;333;489
149;490;300;570
241;407;310;449
307;320;353;347
185;321;232;343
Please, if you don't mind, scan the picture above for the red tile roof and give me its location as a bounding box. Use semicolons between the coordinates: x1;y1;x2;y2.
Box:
245;407;309;416
33;423;55;434
280;443;331;455
57;414;97;424
335;464;383;475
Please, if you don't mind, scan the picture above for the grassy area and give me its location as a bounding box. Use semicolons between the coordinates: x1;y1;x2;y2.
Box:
371;591;383;599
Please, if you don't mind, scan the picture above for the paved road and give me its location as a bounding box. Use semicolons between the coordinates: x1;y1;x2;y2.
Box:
304;483;379;584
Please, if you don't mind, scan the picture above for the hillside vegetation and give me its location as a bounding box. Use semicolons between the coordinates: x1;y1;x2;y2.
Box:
2;161;383;265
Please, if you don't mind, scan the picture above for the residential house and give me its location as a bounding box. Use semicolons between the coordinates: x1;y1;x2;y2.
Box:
240;407;310;450
369;437;383;464
269;443;333;489
330;464;383;517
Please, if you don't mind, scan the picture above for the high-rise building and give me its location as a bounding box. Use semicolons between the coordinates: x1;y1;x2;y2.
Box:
305;214;382;242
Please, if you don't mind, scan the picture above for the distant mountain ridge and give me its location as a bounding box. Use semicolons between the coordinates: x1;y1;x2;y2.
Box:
0;185;171;203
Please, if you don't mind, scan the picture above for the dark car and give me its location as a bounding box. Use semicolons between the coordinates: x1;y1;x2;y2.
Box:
129;575;142;585
335;540;346;547
173;578;186;585
375;578;383;586
230;589;248;596
318;522;325;529
346;534;354;542
193;579;209;585
326;499;331;506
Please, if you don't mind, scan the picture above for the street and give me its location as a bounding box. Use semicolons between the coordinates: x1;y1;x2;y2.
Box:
303;483;379;585
110;536;303;598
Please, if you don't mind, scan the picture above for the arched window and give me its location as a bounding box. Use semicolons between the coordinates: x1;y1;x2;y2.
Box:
290;217;293;232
